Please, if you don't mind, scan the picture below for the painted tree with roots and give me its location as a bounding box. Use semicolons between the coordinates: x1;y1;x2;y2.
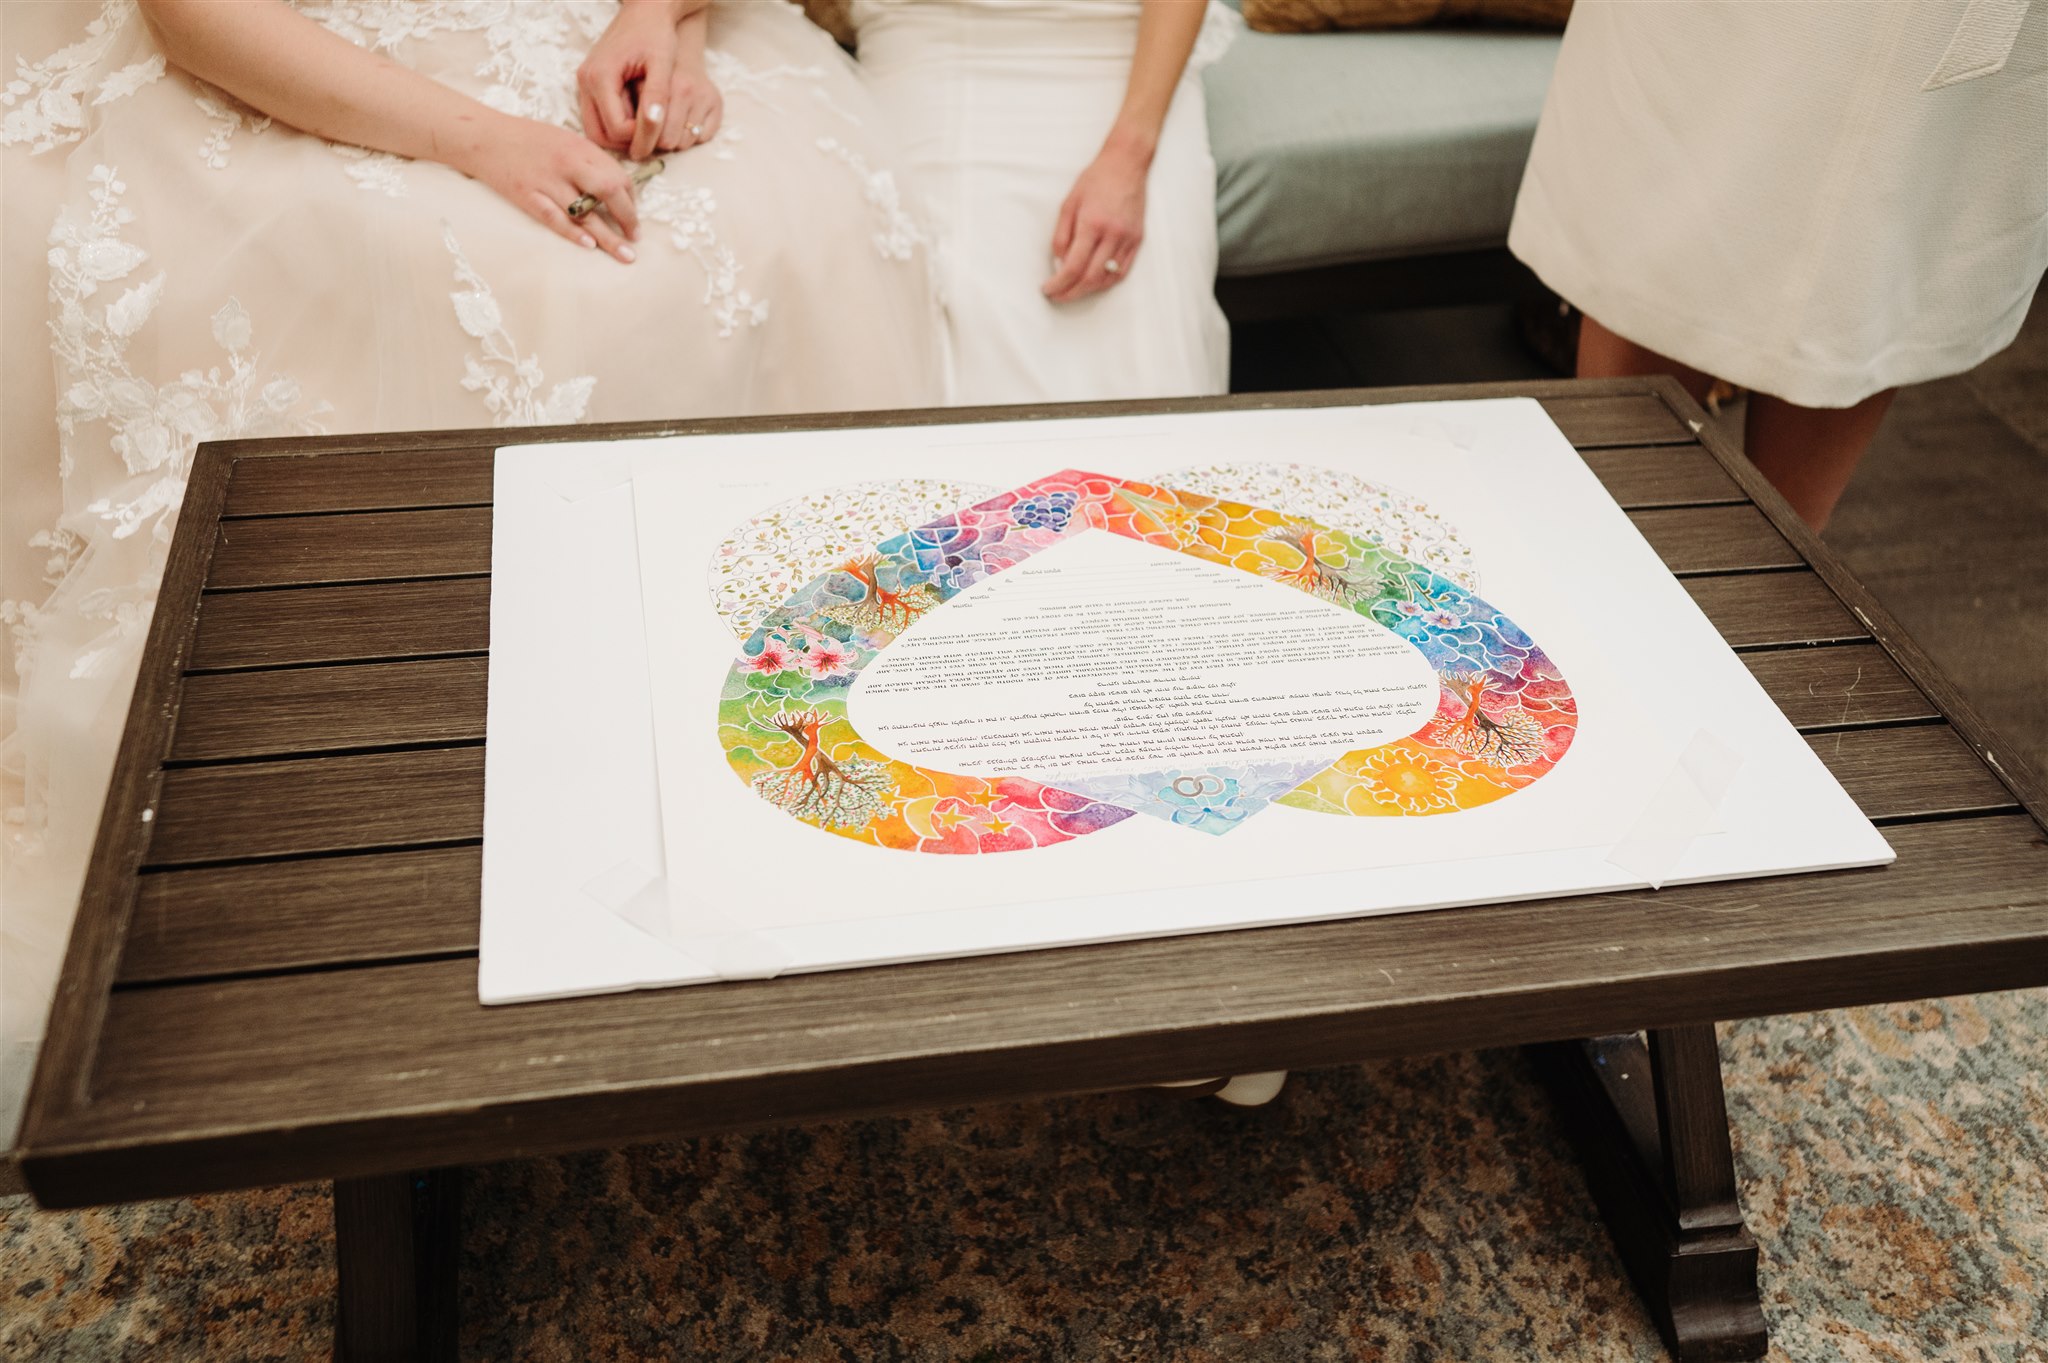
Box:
820;553;939;637
1259;521;1362;602
1432;672;1546;768
750;708;895;830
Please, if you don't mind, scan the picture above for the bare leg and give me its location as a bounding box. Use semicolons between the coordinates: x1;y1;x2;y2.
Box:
1576;314;1715;408
1577;314;1892;531
1744;389;1895;532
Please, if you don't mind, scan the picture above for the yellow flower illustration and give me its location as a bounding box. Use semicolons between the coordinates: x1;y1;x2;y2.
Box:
1358;747;1460;814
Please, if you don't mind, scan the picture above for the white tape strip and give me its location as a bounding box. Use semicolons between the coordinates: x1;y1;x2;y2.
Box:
1605;729;1744;888
583;861;669;940
584;862;794;981
696;925;795;983
538;459;632;503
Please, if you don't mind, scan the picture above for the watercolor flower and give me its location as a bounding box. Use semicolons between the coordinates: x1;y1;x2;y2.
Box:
745;639;794;674
1358;749;1460;815
1422;608;1464;630
1393;600;1426;618
802;636;853;679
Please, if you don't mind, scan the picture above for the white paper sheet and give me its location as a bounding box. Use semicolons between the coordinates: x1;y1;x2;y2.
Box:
480;399;1893;1003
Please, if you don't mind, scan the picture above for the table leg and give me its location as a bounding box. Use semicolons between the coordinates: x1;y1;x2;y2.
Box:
332;1168;462;1363
1529;1027;1768;1362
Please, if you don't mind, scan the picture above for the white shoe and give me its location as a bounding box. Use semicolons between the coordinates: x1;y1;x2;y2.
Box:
1213;1071;1289;1107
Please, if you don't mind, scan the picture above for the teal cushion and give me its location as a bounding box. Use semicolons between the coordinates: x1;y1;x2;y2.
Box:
1204;23;1559;276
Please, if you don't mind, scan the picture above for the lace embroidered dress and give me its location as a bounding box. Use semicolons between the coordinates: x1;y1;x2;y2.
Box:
0;0;946;1140
849;0;1237;405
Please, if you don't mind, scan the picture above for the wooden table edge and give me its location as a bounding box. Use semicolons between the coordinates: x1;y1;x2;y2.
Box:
1639;375;2048;829
200;377;1670;466
17;445;235;1165
22;919;2048;1208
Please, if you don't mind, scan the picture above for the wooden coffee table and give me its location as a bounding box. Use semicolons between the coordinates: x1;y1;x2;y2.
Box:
17;378;2047;1363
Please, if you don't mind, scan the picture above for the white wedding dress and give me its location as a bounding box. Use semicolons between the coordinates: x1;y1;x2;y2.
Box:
0;0;946;1145
1510;0;2046;407
849;0;1236;405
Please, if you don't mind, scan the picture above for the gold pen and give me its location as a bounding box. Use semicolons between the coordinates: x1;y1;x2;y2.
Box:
567;158;665;220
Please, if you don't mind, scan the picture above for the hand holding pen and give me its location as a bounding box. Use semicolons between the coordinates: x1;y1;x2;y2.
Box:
568;158;665;222
577;0;722;162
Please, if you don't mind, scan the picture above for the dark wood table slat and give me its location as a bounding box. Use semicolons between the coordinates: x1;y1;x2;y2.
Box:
1578;446;1745;508
112;641;1957;984
160;638;1914;776
212;507;491;588
224;448;497;518
204;490;1773;593
146;750;484;866
1807;727;2017;821
35;813;2044;1205
1572;448;1736;507
186;497;1791;590
184;566;1853;679
1740;646;1936;730
1629;505;1800;575
1681;573;1864;649
211;386;1693;518
132;721;1999;922
119;847;483;985
1536;393;1695;447
190;579;490;671
171;658;488;762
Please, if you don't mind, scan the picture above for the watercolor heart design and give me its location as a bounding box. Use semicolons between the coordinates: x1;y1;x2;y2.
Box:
714;470;1576;854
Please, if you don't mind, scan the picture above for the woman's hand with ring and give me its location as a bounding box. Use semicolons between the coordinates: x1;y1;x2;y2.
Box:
655;56;723;153
1043;142;1148;304
456;112;642;263
578;0;687;159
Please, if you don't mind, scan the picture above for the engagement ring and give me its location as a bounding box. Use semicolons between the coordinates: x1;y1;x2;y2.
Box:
689;124;705;139
1104;258;1121;274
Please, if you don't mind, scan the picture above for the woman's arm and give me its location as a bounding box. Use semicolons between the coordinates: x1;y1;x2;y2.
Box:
1042;0;1207;304
136;0;671;261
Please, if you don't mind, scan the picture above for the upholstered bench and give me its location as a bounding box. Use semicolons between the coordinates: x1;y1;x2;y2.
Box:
1205;12;1560;319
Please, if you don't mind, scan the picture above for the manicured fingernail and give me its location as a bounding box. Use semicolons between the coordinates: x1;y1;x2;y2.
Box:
617;244;636;263
580;234;597;250
644;103;664;125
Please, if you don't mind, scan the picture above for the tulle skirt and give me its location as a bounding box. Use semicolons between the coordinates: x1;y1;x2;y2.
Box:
0;0;947;1142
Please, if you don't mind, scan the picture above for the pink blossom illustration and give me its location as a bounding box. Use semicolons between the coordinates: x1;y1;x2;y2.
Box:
746;639;794;674
802;637;853;679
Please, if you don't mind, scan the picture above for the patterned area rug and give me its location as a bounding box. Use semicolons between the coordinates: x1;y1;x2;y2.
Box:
6;989;2045;1362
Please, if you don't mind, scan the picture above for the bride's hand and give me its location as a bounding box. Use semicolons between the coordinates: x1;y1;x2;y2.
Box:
457;112;642;263
661;49;724;155
579;0;712;161
1043;144;1148;304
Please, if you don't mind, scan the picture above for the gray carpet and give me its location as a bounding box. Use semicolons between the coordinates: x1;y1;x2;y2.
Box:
6;295;2045;1362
